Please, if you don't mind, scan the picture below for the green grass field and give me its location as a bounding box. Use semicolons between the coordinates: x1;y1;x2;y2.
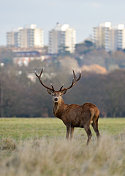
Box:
0;118;125;140
0;118;125;176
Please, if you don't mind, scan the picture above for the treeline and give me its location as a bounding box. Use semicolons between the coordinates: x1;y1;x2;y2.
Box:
0;64;125;117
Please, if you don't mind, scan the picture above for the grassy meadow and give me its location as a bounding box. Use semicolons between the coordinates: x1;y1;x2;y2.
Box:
0;118;125;176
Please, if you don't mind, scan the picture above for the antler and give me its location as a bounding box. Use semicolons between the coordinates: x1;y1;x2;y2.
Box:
59;70;81;91
35;69;55;91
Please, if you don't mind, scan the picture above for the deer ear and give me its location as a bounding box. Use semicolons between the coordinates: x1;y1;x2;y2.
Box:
47;89;53;95
61;89;67;95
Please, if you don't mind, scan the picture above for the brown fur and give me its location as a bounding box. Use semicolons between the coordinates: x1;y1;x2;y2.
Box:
53;96;100;145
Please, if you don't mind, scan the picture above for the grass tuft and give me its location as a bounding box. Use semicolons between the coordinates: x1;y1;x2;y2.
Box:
0;138;16;150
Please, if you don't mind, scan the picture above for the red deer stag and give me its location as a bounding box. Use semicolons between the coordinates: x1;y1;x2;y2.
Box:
35;69;100;144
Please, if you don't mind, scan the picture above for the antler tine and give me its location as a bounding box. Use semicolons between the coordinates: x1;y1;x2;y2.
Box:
35;69;55;91
39;68;43;77
76;72;81;81
73;70;77;80
59;84;64;91
50;83;55;91
35;70;38;77
35;68;43;78
60;70;81;91
73;70;81;81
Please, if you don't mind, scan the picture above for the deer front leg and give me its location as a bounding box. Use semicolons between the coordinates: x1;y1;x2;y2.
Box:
66;126;70;139
70;127;74;139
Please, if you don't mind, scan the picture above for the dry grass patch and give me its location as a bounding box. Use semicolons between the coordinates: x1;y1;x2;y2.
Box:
0;134;125;176
0;138;16;150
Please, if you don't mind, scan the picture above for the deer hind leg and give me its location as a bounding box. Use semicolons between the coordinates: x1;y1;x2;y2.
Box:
92;117;100;139
66;126;70;139
84;126;92;145
70;127;74;139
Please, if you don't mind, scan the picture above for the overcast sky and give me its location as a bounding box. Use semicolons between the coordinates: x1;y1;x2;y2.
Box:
0;0;125;45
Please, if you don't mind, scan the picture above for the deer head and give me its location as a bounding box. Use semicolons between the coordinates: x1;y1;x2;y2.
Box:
35;69;81;103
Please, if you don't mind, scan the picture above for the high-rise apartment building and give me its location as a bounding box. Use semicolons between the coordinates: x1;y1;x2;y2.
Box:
49;23;76;54
93;22;125;51
93;22;113;51
7;25;44;48
7;31;18;47
113;24;125;50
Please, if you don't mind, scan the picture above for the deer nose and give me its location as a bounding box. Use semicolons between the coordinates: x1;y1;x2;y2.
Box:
54;98;58;102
